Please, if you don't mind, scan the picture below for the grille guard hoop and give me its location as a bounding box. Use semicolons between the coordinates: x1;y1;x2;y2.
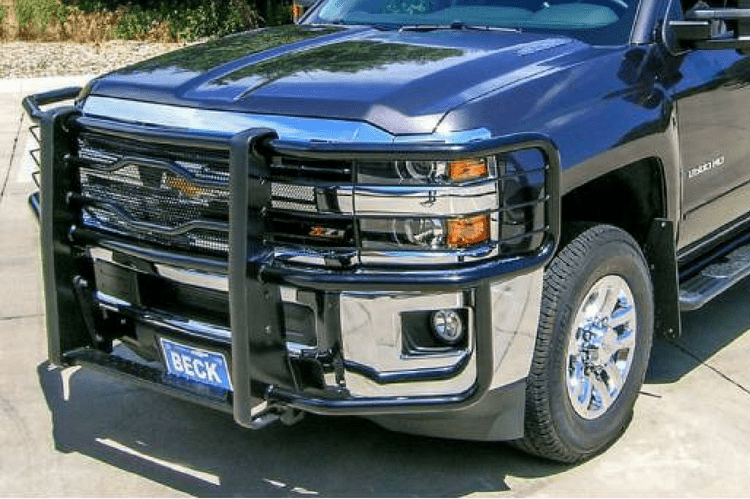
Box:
25;90;561;419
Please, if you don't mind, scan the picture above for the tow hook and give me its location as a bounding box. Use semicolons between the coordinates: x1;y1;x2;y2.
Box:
249;396;305;429
280;408;305;426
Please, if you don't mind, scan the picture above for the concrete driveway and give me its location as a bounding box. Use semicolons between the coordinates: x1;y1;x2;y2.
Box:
1;76;750;497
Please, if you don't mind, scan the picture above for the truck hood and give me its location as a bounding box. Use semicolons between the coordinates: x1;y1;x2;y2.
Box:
87;25;591;135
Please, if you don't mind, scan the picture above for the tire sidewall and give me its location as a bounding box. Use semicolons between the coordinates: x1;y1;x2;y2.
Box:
546;229;654;456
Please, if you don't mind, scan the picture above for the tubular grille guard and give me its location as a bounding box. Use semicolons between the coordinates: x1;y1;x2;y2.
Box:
65;115;560;274
26;87;561;417
60;115;561;291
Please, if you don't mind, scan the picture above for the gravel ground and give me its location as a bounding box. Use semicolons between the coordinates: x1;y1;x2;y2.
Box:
0;41;186;78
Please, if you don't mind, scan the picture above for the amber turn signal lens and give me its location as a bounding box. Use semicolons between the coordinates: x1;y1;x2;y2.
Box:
446;214;490;248
449;159;488;182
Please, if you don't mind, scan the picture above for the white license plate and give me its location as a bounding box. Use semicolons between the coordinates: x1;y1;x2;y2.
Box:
160;338;233;391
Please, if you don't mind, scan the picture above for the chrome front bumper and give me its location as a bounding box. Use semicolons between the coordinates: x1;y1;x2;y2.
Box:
91;245;543;400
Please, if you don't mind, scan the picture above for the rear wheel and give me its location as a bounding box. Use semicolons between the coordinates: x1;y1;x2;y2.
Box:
515;224;654;463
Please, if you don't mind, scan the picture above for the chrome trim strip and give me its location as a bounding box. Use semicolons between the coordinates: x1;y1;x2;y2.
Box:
154;265;229;292
84;96;394;143
96;291;232;342
273;182;498;217
360;245;497;265
393;128;492;144
273;247;357;267
89;247;230;292
354;183;497;216
82;96;492;144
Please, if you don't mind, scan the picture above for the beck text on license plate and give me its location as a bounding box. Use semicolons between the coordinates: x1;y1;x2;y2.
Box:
160;338;233;391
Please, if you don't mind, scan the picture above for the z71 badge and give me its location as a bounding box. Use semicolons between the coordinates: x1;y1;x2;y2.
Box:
689;155;725;179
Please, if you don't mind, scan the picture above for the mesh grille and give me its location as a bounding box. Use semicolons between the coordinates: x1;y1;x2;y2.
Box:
75;133;354;257
271;183;317;212
77;135;231;255
82;208;230;254
80;165;229;228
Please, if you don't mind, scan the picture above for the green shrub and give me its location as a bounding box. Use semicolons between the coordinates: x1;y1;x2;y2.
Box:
16;0;68;35
111;0;262;42
9;0;279;42
264;3;293;26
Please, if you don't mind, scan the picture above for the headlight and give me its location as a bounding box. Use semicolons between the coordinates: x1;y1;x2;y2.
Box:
269;148;550;266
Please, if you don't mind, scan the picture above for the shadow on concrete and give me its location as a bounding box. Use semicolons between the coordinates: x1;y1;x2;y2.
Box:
37;361;568;497
646;275;750;385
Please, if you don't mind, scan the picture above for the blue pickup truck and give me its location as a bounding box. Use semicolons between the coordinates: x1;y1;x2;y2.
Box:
23;0;750;463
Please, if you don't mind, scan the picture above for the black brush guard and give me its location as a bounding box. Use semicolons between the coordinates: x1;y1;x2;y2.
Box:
23;88;561;428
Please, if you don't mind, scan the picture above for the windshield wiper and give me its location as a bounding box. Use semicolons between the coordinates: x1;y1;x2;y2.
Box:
399;21;520;33
325;19;400;30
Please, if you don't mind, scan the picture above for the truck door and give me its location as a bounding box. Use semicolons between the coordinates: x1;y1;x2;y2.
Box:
673;34;750;247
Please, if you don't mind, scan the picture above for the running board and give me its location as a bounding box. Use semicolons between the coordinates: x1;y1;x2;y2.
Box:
679;244;750;310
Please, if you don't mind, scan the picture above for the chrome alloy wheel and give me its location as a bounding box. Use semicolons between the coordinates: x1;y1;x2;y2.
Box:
566;275;637;420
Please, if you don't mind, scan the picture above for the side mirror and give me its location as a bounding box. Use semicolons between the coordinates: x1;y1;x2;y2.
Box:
667;5;750;51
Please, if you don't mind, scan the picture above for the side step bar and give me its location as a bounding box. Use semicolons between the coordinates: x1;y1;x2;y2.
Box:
679;237;750;311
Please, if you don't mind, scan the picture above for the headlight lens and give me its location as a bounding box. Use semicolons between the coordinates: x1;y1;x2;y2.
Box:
358;157;496;185
359;213;492;251
270;148;549;266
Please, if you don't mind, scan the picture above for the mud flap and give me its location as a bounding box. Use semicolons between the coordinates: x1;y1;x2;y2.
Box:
643;218;681;338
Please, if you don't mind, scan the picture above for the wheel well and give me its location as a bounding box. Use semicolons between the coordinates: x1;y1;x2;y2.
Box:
561;158;666;246
560;158;681;338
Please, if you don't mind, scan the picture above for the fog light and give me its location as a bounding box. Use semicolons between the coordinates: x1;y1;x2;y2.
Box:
431;309;464;344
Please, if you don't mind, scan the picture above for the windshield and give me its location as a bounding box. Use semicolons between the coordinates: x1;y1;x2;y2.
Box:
304;0;639;45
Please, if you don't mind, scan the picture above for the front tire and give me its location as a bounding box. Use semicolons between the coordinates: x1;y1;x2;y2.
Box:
515;224;654;463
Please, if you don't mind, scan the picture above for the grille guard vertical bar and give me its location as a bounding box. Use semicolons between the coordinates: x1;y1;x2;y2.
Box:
229;128;298;428
38;107;95;364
